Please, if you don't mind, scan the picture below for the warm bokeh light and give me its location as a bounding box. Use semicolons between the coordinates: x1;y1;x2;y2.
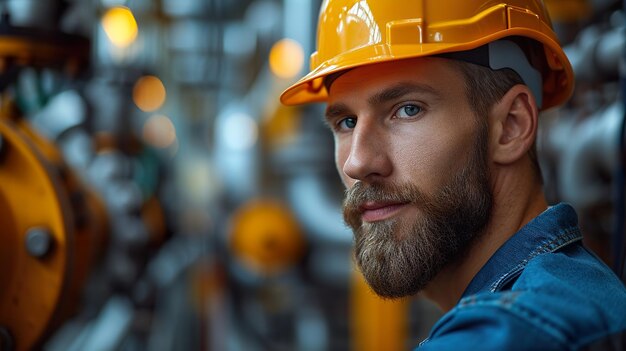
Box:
269;38;304;79
142;114;177;149
133;75;167;112
102;6;138;48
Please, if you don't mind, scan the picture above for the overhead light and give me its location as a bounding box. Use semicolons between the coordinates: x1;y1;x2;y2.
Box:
102;6;138;48
223;112;258;151
133;75;166;112
269;38;304;79
142;114;177;149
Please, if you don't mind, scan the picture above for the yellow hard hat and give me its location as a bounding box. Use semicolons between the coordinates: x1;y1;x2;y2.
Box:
280;0;574;111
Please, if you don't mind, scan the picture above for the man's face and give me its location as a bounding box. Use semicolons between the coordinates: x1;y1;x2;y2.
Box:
325;58;493;298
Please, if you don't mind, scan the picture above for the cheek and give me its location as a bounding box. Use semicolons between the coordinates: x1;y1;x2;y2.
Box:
395;143;443;188
394;124;473;189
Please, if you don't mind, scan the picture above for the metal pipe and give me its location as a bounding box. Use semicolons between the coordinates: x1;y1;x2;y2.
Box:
285;173;353;246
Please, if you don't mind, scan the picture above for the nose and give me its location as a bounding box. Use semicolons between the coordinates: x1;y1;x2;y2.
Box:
342;122;392;182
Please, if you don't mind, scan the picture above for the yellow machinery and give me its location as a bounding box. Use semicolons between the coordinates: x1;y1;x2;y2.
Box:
0;26;109;351
230;199;306;275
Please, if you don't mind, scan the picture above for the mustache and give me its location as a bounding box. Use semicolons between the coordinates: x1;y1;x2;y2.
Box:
342;182;428;228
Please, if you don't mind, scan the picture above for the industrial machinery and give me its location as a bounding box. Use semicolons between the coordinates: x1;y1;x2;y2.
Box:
0;12;102;350
0;2;171;350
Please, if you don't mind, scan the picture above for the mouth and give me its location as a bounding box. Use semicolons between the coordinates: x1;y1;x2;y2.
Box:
359;201;410;223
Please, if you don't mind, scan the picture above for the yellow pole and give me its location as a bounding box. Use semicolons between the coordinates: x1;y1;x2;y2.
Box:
350;266;409;351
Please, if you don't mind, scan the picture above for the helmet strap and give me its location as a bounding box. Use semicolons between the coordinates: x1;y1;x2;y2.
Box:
437;39;543;109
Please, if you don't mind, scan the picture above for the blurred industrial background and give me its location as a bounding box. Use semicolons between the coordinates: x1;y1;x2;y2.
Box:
0;0;624;350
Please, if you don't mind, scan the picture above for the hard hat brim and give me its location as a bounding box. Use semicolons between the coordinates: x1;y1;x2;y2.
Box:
280;28;573;111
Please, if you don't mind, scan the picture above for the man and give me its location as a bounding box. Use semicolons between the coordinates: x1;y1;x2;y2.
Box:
281;0;626;350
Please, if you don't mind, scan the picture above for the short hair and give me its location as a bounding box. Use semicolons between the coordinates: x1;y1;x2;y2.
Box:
449;60;542;181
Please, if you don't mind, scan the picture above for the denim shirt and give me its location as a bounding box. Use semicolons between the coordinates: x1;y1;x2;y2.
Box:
416;203;626;351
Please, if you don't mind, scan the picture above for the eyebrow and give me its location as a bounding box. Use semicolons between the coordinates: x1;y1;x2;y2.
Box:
324;102;352;123
324;82;441;122
367;82;440;106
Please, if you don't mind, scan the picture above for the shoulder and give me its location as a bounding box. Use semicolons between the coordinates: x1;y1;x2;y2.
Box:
418;245;626;350
417;291;568;350
509;245;626;346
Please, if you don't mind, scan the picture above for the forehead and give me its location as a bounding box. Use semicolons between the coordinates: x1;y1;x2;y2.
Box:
327;57;465;102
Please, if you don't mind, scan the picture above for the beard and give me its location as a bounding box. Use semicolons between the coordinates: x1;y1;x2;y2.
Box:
343;127;492;298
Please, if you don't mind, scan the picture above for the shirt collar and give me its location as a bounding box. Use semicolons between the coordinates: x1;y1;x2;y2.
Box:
461;203;583;298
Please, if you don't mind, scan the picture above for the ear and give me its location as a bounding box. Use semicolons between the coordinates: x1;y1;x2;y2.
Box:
490;85;539;166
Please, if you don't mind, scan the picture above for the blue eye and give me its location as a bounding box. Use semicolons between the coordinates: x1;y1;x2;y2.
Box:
395;104;422;118
337;117;357;130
